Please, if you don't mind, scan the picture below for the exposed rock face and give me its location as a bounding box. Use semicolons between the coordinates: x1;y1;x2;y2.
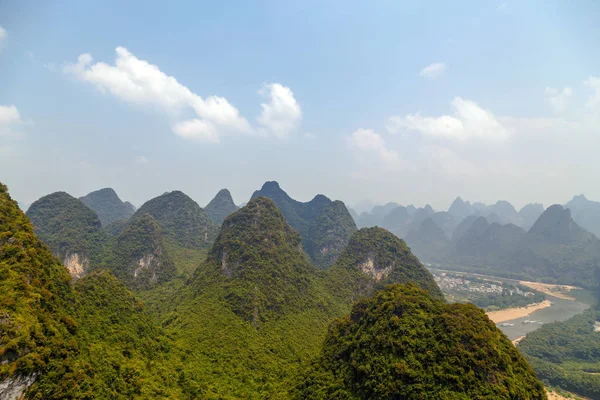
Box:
26;191;105;277
63;253;88;279
129;190;218;250
109;213;176;289
357;258;391;281
327;227;444;303
0;374;38;400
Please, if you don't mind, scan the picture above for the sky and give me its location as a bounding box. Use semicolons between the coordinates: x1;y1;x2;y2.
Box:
1;0;600;211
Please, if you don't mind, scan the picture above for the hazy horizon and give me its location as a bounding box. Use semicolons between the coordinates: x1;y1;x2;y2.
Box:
2;1;600;210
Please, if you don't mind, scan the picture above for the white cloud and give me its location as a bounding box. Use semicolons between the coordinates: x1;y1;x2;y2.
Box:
257;83;302;138
0;105;22;125
173;119;220;143
419;62;447;79
0;105;25;137
584;76;600;112
0;27;6;53
388;97;510;142
347;129;406;171
64;47;302;143
134;155;149;165
544;87;572;114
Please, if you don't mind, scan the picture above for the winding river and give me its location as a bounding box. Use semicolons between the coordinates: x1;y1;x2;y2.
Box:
429;268;597;340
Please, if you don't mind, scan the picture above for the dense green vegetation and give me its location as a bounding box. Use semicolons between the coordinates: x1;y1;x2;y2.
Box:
0;183;75;381
106;213;176;289
295;284;547;399
204;188;239;225
129;190;218;250
328;227;444;305
79;188;136;227
161;196;346;396
1;183;183;398
26;192;108;274
307;200;358;269
2;182;550;398
519;306;600;399
30;270;183;399
251;181;357;268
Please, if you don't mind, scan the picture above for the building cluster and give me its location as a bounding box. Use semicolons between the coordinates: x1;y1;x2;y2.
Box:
433;274;535;297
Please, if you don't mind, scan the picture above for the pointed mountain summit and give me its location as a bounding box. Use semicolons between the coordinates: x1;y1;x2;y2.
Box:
380;205;410;236
26;191;106;278
251;181;356;268
404;217;450;260
204;196;316;323
447;196;475;222
484;200;523;226
108;213;176;289
528;204;591;244
204;188;239;225
129;190;218;250
519;203;545;231
79;188;136;226
565;194;600;237
297;284;546;399
328;227;443;303
307;200;358;269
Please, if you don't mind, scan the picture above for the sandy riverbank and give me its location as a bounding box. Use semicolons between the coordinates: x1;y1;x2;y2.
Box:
486;300;552;323
546;388;590;400
519;281;578;300
512;336;525;346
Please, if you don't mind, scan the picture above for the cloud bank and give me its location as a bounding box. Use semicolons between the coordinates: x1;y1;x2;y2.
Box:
64;47;302;142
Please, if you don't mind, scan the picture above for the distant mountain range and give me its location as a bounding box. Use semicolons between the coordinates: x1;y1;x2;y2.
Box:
349;196;600;288
0;179;577;398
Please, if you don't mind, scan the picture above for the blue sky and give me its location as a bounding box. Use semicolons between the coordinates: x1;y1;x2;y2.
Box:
1;0;600;210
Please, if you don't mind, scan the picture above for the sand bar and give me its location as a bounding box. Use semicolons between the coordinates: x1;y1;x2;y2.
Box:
486;300;552;323
519;281;578;300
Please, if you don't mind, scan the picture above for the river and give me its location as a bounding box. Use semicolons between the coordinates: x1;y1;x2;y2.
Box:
497;288;595;340
429;268;597;340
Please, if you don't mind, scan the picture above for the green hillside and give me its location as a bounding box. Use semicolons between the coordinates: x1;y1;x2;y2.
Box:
0;183;76;385
328;227;444;305
129;191;219;250
26;191;107;277
79;188;136;226
519;305;600;399
107;213;176;289
296;283;547;400
204;188;239;225
251;181;357;268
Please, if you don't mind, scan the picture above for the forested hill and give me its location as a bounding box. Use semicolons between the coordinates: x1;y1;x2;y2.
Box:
128;190;219;250
296;284;547;399
26;191;107;278
204;188;239;225
79;188;136;226
251;181;357;268
2;180;550;398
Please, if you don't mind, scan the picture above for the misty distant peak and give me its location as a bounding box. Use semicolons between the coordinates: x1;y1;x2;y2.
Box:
205;188;239;225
